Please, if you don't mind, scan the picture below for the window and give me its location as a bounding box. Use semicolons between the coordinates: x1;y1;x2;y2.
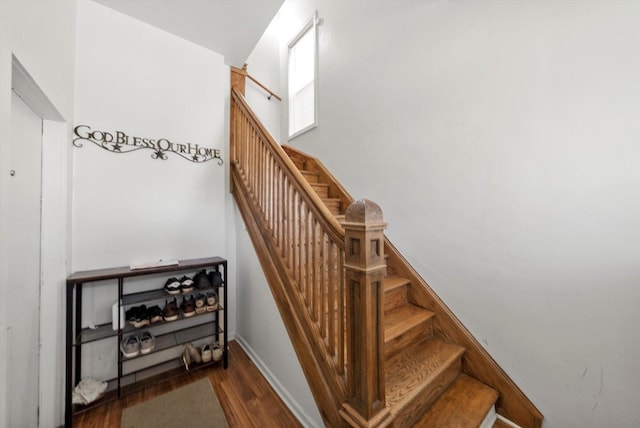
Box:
288;12;318;139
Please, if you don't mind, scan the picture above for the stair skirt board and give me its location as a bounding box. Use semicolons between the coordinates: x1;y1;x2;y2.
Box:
496;414;525;428
235;335;321;428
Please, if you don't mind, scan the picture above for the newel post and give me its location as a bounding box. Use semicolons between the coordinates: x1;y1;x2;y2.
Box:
230;63;247;95
340;199;392;428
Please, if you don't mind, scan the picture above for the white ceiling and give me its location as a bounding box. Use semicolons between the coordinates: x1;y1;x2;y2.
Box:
93;0;284;67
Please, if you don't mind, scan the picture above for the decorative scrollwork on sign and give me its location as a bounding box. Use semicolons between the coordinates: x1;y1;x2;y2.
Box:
72;125;223;164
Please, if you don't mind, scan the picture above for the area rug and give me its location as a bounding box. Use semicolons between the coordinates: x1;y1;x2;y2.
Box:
121;378;228;428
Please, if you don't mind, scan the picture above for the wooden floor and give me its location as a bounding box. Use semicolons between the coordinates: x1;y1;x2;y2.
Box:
72;340;303;428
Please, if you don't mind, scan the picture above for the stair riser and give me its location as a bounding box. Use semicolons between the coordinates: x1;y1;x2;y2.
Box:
385;317;432;361
384;285;407;314
325;204;341;215
310;184;329;198
391;357;462;428
301;172;319;183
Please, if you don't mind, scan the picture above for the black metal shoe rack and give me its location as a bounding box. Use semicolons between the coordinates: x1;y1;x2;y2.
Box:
64;256;228;427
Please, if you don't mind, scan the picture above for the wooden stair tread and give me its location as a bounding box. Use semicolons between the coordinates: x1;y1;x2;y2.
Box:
322;198;341;205
414;374;499;428
385;338;465;417
384;304;434;343
384;276;410;292
310;182;329;189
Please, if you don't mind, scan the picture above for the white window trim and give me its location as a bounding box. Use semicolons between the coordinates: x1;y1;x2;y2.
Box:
287;11;318;140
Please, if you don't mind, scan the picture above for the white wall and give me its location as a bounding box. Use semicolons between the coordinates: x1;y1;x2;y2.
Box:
74;0;228;270
72;0;234;396
245;1;640;427
0;1;77;426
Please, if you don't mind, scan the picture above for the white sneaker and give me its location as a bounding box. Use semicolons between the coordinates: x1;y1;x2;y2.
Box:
139;331;155;354
120;334;140;358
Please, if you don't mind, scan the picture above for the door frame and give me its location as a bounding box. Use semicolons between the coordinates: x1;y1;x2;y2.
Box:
5;55;69;427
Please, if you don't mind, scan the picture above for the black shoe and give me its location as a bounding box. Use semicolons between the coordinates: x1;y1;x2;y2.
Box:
147;305;163;323
179;275;194;293
163;298;179;322
208;268;223;287
125;306;140;326
164;277;181;295
181;295;196;317
193;269;212;290
132;305;149;328
126;305;149;328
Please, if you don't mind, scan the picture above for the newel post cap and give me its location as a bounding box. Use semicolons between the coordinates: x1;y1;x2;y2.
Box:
345;199;385;225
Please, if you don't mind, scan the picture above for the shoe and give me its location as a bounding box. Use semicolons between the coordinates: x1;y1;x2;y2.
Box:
186;343;201;364
206;292;218;312
193;269;212;290
139;331;155;354
120;334;140;358
212;343;223;362
131;305;149;328
179;275;194;294
201;344;212;363
163;298;179;322
164;277;181;295
147;305;163;323
194;294;207;314
208;268;223;287
181;296;195;318
125;306;140;326
182;346;191;370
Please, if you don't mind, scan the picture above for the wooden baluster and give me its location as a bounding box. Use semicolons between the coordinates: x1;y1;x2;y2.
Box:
291;191;300;284
299;198;304;294
340;199;391;428
337;244;346;376
314;220;322;330
286;182;291;267
329;235;336;357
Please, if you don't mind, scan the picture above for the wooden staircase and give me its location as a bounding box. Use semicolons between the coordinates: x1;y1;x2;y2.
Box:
293;154;501;427
229;74;542;428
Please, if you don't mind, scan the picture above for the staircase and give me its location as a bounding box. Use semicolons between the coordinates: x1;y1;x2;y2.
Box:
290;151;500;427
229;71;542;428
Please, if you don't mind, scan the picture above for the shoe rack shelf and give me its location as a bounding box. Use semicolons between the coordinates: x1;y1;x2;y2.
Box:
65;256;228;428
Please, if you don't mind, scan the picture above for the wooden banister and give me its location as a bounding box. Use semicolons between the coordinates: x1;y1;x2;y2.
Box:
231;63;281;100
247;73;282;101
231;86;350;427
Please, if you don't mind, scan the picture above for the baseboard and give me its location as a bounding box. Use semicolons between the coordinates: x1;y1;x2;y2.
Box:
479;405;497;428
235;335;320;428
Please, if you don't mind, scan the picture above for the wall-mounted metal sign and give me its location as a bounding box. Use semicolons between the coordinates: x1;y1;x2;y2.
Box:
73;125;223;164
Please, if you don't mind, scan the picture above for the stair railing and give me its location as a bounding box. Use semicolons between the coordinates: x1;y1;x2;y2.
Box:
230;65;391;427
231;68;388;427
231;83;347;369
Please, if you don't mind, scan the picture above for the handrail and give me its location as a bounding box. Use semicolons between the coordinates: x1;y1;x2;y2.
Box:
231;87;344;243
247;73;282;101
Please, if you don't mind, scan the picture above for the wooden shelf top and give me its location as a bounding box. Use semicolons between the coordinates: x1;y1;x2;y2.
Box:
67;256;226;284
